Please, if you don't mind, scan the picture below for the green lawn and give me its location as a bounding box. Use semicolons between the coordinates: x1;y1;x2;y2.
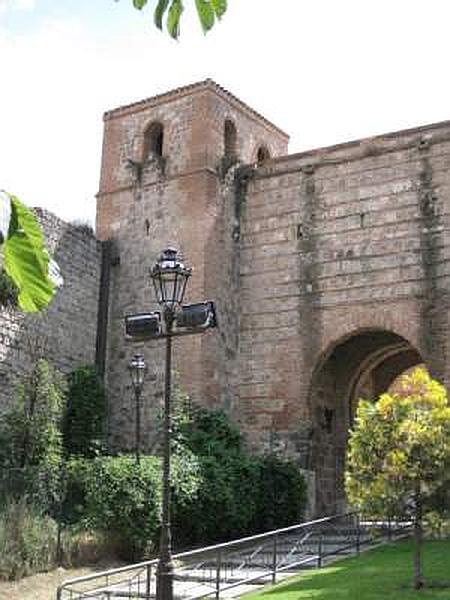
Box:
243;540;450;600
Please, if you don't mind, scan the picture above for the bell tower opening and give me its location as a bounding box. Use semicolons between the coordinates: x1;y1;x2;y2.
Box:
143;121;164;160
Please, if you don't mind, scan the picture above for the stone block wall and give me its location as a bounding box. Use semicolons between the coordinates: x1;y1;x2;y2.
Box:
237;121;450;512
0;208;102;412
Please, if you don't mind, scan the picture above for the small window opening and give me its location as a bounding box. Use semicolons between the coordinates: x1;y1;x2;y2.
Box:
224;119;237;158
257;145;270;165
143;122;164;160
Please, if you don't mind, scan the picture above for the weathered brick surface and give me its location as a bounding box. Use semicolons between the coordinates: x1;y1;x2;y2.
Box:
238;123;450;512
97;80;288;451
96;82;450;513
0;209;102;411
5;81;450;516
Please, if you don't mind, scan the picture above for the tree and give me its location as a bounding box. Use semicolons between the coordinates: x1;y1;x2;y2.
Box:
127;0;228;39
345;368;450;590
0;191;62;312
63;365;107;457
0;359;67;511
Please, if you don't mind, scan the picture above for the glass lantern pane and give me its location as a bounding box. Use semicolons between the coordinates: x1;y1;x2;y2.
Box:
129;354;146;389
178;273;189;305
152;276;161;304
163;273;176;306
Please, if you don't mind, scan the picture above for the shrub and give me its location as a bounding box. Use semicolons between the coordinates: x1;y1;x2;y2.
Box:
0;498;58;581
59;528;119;568
253;454;307;532
61;398;307;560
172;399;307;547
64;453;200;560
0;359;66;512
63;365;107;457
172;454;260;547
174;398;242;457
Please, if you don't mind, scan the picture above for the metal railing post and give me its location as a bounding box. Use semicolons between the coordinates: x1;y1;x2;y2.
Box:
388;516;393;541
215;548;222;600
272;534;278;584
146;564;152;599
356;513;361;555
318;533;323;568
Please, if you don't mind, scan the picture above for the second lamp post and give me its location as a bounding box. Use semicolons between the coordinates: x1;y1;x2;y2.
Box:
129;353;147;464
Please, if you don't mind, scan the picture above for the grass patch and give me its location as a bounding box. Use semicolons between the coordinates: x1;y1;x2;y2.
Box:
245;540;450;599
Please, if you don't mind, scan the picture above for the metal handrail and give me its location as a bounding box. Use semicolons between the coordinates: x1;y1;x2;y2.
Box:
57;512;412;599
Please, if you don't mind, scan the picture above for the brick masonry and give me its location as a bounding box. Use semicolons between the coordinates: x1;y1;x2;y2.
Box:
96;80;450;514
3;80;450;516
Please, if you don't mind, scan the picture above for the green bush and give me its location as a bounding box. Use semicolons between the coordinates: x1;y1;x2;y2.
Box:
253;455;307;532
63;365;107;457
0;498;58;581
172;454;260;547
64;453;201;560
172;399;307;547
174;398;242;457
0;359;66;513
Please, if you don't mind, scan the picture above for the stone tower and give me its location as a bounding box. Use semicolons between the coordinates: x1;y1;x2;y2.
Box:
96;79;289;449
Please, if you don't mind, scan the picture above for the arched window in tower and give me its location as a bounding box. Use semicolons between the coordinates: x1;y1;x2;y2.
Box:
224;119;237;159
256;145;270;165
143;121;164;160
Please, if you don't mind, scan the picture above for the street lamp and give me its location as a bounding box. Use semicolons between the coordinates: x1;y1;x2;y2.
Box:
151;248;191;600
125;247;216;600
128;353;147;464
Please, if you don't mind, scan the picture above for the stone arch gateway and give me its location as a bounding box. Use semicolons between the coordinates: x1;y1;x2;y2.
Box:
308;329;423;515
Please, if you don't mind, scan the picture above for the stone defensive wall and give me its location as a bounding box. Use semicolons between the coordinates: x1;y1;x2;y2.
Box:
0;208;102;412
237;121;450;512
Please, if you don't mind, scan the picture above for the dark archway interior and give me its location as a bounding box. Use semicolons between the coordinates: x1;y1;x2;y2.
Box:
309;329;422;516
143;122;164;159
256;145;270;164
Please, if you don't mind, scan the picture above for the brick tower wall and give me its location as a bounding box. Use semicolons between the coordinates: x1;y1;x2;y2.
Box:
96;80;288;450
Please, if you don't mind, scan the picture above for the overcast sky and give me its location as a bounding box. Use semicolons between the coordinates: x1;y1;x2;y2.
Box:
2;0;450;227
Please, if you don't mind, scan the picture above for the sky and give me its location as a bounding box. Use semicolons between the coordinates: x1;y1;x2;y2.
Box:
2;0;450;228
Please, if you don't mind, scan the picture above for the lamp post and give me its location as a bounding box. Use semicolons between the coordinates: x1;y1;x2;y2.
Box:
125;247;216;600
151;248;191;600
128;353;147;464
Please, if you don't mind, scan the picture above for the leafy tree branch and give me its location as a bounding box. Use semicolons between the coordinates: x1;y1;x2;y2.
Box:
125;0;228;39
